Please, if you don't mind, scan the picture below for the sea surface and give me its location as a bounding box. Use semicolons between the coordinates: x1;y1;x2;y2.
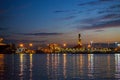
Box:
0;53;120;80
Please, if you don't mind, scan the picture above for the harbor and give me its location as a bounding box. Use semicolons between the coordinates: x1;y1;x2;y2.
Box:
1;0;120;79
1;33;120;54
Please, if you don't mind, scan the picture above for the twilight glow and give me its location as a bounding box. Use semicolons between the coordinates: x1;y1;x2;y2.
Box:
0;0;120;46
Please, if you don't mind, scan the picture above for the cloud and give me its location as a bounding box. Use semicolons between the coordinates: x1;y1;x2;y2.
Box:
76;19;120;30
53;10;69;13
109;4;120;9
63;16;76;20
18;32;64;36
76;13;116;24
75;9;120;30
98;9;120;14
77;17;101;24
98;3;120;14
99;0;113;2
78;1;99;6
60;16;76;20
53;9;76;14
102;14;120;19
5;39;47;43
94;30;104;32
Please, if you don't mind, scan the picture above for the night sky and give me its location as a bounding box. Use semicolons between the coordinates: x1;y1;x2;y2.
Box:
0;0;120;46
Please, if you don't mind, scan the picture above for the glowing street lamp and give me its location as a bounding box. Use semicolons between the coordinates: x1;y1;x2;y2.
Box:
63;43;67;47
0;38;3;42
118;44;120;48
88;44;91;48
20;43;24;47
29;43;33;47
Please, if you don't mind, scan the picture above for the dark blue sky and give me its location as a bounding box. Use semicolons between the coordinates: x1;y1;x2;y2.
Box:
0;0;120;46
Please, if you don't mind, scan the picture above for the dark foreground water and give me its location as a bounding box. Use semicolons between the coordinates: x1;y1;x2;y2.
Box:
0;53;120;80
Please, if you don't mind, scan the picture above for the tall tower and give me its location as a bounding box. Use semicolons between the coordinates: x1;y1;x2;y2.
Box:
78;33;82;47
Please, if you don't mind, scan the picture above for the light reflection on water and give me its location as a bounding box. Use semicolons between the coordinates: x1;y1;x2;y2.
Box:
0;54;4;80
1;53;120;80
115;54;120;79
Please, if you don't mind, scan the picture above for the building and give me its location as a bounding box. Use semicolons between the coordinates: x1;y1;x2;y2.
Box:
74;33;82;48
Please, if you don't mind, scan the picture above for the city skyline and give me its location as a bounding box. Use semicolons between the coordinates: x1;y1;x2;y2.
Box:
0;0;120;46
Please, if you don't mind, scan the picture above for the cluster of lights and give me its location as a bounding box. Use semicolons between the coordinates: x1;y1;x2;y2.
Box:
19;43;33;47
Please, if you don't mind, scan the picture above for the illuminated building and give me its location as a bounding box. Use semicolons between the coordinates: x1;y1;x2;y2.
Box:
74;33;82;48
48;43;60;52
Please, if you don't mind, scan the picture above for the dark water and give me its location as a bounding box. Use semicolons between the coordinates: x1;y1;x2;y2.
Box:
0;53;120;80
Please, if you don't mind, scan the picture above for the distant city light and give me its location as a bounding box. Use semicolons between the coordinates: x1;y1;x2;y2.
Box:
0;38;3;42
63;43;66;47
29;43;33;47
20;44;24;47
118;44;120;47
88;44;91;48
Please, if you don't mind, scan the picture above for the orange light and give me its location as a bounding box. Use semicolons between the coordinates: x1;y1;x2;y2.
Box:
88;44;91;48
63;43;66;47
0;38;3;42
20;44;24;47
29;43;33;47
115;48;117;51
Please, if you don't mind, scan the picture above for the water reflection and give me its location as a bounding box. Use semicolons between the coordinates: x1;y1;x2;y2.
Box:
47;54;61;80
19;54;23;78
0;54;4;80
79;54;83;75
29;54;33;80
115;54;120;78
1;53;120;80
63;54;67;79
45;54;117;79
88;54;94;79
19;54;33;80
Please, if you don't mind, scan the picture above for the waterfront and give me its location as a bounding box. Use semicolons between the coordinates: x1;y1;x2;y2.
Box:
1;53;120;80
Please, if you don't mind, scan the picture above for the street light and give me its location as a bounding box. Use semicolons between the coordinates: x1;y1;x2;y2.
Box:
88;44;91;48
29;43;33;47
118;44;120;48
19;43;24;47
63;43;66;48
0;38;3;42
